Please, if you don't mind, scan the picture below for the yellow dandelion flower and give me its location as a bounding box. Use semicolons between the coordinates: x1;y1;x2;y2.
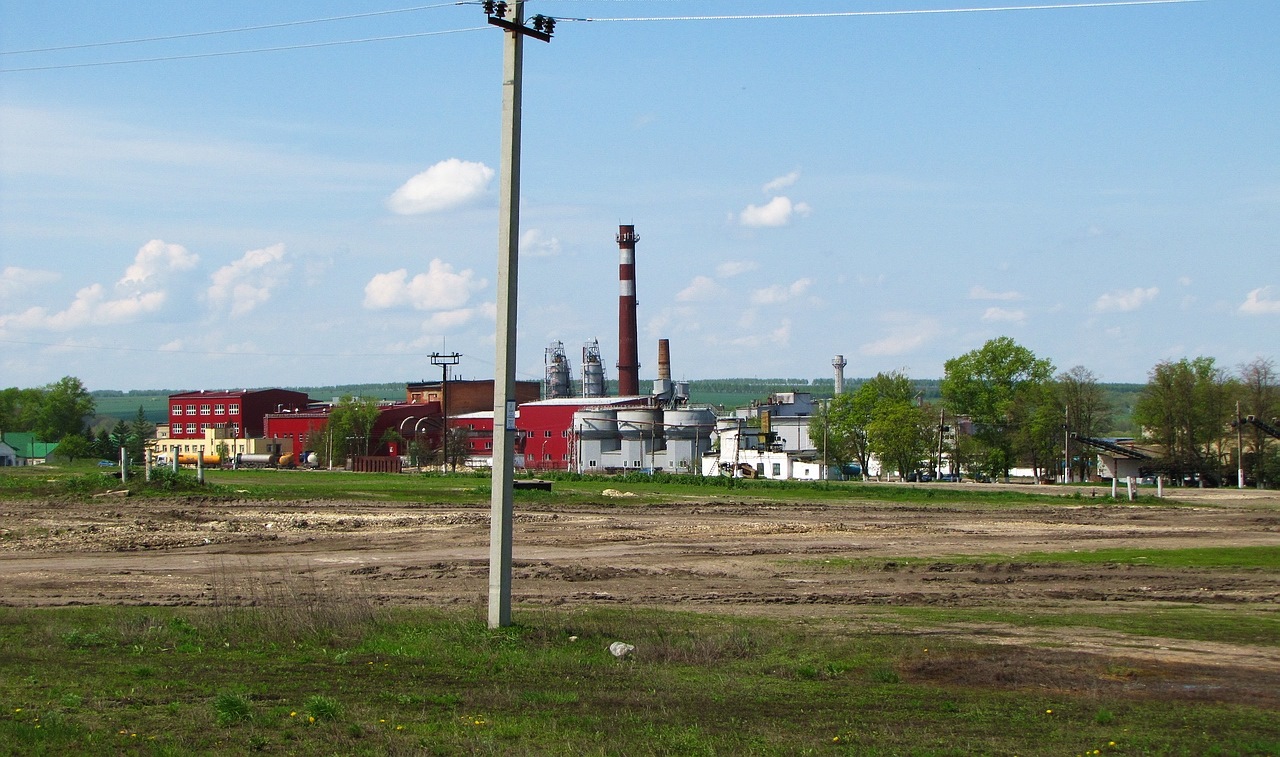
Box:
290;711;297;717
396;725;404;731
308;716;315;723
13;709;21;713
833;736;840;742
1109;743;1116;747
1045;709;1053;714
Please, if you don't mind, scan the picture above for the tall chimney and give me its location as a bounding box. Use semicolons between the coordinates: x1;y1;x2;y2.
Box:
832;354;847;395
616;225;640;395
657;338;671;381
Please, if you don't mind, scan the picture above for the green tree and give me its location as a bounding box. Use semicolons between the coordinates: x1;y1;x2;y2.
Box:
1133;357;1236;484
327;396;383;460
866;400;932;478
127;406;155;463
811;371;916;478
52;433;92;463
91;428;114;460
109;420;130;462
0;387;44;434
941;337;1054;479
1057;366;1114;482
34;376;95;442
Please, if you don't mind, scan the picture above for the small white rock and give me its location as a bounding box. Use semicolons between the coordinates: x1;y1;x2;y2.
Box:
608;641;635;659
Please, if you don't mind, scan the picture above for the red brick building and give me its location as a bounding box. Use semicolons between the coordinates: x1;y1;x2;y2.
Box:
406;379;540;415
167;389;310;441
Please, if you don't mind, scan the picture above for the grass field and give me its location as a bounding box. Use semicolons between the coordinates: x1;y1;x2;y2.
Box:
2;464;1276;755
2;602;1277;756
0;462;1168;510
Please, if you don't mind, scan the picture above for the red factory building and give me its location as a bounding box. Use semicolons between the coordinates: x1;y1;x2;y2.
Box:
454;396;652;471
167;389;311;441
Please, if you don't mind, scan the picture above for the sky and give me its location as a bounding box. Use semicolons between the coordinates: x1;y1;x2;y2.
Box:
1;0;1277;392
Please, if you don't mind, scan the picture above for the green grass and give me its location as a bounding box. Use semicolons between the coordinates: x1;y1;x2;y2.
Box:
0;604;1275;755
1;464;1173;509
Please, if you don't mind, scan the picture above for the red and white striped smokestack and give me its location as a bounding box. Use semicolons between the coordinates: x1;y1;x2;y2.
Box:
616;224;641;396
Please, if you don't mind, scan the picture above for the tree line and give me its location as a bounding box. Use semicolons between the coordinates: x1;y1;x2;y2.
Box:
810;337;1278;487
1;376;153;463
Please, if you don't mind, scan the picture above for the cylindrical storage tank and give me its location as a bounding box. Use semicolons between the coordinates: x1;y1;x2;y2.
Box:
663;408;716;439
617;408;660;440
236;453;275;466
582;340;606;398
574;409;618;440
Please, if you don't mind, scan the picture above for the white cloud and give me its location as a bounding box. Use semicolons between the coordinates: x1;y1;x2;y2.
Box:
387;159;494;215
727;318;792;349
207;243;290;317
520;228;561;257
859;313;939;357
981;307;1026;324
1239;286;1280;315
750;278;812;305
739;196;811;228
0;283;166;331
969;285;1024;301
0;266;59;298
363;259;487;311
1094;286;1158;313
119;239;198;286
762;170;800;193
421;307;483;331
715;260;758;278
676;275;725;303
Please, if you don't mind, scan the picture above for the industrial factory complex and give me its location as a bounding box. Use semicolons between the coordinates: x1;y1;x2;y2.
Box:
150;226;855;480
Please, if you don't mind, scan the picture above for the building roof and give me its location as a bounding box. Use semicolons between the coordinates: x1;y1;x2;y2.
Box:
0;432;60;458
523;396;651;408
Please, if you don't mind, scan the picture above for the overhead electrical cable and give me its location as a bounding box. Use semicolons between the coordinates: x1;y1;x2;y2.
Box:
0;26;489;73
556;0;1202;23
0;2;469;56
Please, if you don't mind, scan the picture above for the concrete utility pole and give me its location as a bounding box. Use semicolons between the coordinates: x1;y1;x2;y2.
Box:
486;0;553;629
1237;400;1244;489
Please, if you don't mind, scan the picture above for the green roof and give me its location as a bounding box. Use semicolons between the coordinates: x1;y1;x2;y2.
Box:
0;432;60;458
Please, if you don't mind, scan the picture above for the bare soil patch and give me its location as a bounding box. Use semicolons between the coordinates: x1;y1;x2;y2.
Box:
2;487;1277;704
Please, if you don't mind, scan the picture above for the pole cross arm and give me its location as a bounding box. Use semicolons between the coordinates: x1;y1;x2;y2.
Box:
487;16;552;42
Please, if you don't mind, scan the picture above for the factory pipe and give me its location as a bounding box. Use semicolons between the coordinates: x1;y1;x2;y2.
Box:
616;224;640;396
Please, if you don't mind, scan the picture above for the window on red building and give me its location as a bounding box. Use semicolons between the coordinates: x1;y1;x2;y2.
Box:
214;404;225;415
229;405;239;415
186;404;196;415
185;423;196;434
200;404;210;415
171;404;181;415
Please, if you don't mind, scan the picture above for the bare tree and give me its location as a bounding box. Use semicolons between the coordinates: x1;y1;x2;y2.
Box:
1238;357;1278;487
1056;366;1114;481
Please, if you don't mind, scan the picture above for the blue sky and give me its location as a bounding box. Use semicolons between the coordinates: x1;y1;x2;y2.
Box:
1;0;1276;391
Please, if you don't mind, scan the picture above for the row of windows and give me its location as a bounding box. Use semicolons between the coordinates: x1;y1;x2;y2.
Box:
171;403;238;416
177;422;239;435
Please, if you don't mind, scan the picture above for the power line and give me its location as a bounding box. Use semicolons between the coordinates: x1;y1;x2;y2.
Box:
0;337;457;360
559;0;1203;23
0;26;490;73
0;2;470;56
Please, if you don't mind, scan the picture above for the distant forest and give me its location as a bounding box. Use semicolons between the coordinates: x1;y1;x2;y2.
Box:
89;378;1144;436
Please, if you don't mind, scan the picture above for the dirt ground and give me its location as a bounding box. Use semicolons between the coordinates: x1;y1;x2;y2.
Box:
2;485;1278;702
